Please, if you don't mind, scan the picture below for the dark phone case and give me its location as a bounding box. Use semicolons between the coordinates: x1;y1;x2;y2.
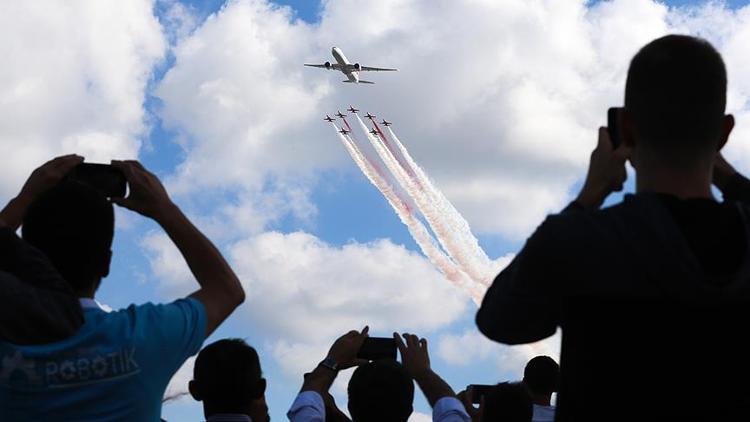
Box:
66;163;127;198
357;337;397;360
468;384;494;404
608;107;623;149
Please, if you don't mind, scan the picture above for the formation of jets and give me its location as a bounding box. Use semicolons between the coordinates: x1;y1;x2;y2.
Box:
305;47;397;84
326;106;393;137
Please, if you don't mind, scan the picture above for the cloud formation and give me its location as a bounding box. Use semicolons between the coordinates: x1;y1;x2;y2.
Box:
0;0;165;198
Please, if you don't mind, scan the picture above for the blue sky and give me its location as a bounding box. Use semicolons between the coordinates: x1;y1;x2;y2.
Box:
2;0;750;421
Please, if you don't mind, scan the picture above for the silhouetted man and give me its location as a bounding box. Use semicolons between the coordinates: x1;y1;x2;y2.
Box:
522;356;558;422
288;327;470;421
0;156;85;344
477;35;750;420
0;156;245;420
190;339;269;422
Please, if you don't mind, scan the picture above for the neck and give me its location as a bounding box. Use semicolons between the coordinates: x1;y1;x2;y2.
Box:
204;405;252;420
635;161;714;200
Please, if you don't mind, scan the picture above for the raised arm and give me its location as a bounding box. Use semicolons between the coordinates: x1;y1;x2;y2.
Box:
111;160;244;337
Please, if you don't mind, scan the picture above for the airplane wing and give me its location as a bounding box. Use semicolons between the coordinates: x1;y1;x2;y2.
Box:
359;66;398;72
304;63;344;70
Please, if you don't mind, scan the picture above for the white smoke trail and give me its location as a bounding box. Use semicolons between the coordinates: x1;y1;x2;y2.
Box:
331;123;484;302
356;114;494;286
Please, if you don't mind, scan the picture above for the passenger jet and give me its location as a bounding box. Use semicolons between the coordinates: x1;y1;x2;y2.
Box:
305;47;397;84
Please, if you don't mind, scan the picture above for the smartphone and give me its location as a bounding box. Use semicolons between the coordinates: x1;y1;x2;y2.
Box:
607;107;624;149
357;337;397;361
467;384;494;404
65;163;127;198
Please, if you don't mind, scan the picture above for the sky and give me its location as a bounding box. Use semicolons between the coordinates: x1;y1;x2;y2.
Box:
2;0;750;420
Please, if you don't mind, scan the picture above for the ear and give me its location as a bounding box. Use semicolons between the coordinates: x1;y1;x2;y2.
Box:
189;380;202;401
256;378;267;399
717;114;735;152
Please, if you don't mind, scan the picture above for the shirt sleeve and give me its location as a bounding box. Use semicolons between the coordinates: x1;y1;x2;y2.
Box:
134;298;207;384
287;391;325;422
0;228;83;344
432;397;471;422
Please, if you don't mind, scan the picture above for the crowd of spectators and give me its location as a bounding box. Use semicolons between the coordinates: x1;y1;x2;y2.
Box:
1;34;749;421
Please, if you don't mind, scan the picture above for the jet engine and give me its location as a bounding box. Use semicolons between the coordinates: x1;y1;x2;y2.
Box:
354;63;361;71
324;61;331;69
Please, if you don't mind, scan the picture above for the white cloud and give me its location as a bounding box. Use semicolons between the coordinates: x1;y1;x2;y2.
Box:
0;0;165;199
437;329;561;380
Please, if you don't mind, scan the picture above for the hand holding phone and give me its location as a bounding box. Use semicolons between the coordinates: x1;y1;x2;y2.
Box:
467;384;494;405
357;337;397;361
65;163;127;198
607;107;624;149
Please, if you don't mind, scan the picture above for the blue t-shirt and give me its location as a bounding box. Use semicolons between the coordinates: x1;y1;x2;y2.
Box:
0;298;207;421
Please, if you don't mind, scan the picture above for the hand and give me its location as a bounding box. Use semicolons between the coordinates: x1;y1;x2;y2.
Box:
576;127;631;209
326;326;369;370
110;160;176;221
18;154;84;203
713;152;738;191
0;154;84;230
457;390;484;422
394;332;431;379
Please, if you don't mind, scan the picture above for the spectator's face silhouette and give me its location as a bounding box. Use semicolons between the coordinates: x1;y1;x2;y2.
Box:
622;35;734;172
22;182;114;296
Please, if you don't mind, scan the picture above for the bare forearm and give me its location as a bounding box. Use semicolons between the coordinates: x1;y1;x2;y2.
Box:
414;369;456;408
0;195;33;231
301;366;337;395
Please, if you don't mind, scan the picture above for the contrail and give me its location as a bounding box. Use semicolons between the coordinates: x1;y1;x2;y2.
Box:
331;123;484;302
361;115;495;286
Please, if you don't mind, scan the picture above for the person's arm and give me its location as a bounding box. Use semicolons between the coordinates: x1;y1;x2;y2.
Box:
110;160;244;337
0;155;84;230
395;333;471;422
476;127;629;345
289;327;369;422
713;153;750;204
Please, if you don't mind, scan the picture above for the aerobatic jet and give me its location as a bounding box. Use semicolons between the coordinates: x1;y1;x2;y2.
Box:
380;119;392;127
339;128;350;135
369;129;379;136
335;111;347;118
364;113;376;120
347;106;359;113
305;47;397;84
324;115;335;122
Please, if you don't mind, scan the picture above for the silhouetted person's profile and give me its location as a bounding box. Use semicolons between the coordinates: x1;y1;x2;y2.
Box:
190;339;269;422
477;35;750;420
481;382;533;422
0;156;245;420
522;356;558;422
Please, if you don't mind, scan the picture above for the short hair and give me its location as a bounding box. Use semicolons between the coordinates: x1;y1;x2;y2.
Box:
523;355;560;396
22;181;114;292
193;339;264;411
347;360;414;422
481;382;533;422
625;35;727;162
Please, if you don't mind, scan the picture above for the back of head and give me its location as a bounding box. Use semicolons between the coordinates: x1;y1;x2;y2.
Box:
481;382;533;422
625;35;727;165
191;339;264;413
22;181;114;294
347;360;414;422
523;355;559;396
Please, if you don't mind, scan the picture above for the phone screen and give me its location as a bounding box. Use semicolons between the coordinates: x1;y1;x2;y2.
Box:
607;107;623;149
66;163;127;198
357;337;397;361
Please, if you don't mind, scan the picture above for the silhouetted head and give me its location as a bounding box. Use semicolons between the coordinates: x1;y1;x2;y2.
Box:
22;181;114;296
523;355;560;398
189;339;267;420
624;35;732;167
347;360;414;422
481;382;533;422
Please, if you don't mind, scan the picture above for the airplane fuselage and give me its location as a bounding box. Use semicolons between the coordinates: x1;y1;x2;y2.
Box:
332;47;359;83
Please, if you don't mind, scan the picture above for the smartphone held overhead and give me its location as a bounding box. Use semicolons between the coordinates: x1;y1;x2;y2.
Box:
65;163;127;198
357;337;397;361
